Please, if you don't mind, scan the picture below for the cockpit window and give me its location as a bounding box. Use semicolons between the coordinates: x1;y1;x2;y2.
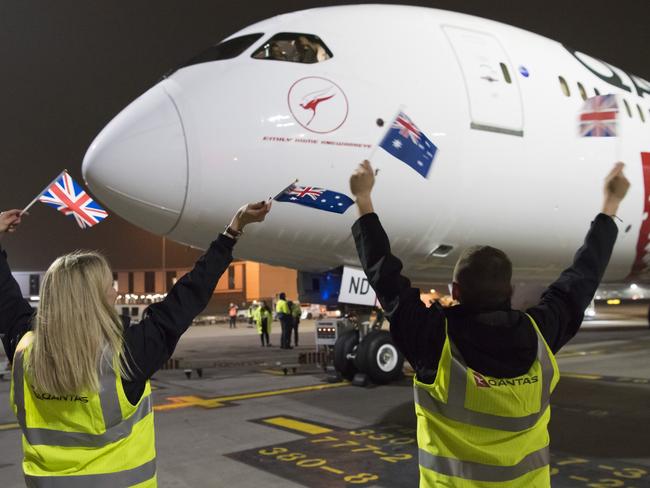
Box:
252;33;332;64
174;33;264;73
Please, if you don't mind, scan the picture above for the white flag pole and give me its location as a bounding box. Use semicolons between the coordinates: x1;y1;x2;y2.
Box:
272;179;299;201
614;95;623;163
367;105;405;174
21;169;67;215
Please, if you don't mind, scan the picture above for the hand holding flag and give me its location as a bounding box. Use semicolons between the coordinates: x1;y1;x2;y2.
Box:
349;160;376;216
229;200;273;233
0;209;25;234
349;160;375;198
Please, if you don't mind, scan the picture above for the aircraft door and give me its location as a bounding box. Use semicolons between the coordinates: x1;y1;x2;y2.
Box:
443;26;523;136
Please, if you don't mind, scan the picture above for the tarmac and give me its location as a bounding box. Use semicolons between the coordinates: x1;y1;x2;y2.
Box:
1;312;649;487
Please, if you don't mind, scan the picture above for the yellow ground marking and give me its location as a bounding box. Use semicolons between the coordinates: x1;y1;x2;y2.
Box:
569;475;590;482
557;349;604;358
0;422;19;431
154;381;350;412
561;373;603;380
260;369;289;376
262;416;333;435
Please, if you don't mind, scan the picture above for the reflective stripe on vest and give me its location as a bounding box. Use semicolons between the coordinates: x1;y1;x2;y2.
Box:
414;325;553;432
13;350;153;448
24;459;157;488
418;446;550;482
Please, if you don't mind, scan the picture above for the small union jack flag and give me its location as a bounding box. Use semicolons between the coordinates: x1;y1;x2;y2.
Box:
393;113;421;144
288;186;324;201
579;94;618;137
379;110;437;178
275;183;354;214
38;171;108;229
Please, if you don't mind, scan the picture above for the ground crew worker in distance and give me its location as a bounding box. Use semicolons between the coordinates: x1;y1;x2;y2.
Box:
349;160;629;487
0;200;271;487
276;292;292;349
290;299;301;347
254;300;273;347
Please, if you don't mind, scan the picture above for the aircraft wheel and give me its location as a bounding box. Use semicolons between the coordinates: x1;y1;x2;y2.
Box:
334;330;359;380
355;331;403;384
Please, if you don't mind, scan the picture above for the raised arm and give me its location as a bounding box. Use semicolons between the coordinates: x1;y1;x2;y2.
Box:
0;210;33;361
122;201;271;381
350;161;444;368
528;162;629;352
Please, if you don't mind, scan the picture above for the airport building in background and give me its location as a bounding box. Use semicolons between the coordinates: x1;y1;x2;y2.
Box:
11;260;298;316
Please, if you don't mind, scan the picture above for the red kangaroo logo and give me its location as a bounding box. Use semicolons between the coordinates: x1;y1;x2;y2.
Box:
473;372;491;388
300;87;336;126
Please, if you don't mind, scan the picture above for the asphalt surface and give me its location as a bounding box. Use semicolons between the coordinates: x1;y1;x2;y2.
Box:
1;315;649;487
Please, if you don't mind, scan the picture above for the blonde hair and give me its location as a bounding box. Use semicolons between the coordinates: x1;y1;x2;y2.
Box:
27;251;130;396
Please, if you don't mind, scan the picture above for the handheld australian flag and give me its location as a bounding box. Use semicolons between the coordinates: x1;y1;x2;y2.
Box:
274;183;354;214
37;171;108;229
379;111;437;178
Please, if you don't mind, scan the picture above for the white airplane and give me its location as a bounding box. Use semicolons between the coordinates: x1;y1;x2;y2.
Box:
82;5;650;308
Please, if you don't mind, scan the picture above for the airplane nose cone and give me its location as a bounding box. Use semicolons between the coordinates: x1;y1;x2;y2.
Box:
82;84;187;235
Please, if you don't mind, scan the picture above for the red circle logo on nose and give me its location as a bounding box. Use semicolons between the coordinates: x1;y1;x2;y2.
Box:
287;77;349;134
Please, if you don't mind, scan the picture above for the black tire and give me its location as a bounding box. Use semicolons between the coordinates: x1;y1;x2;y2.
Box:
334;329;359;380
355;330;404;384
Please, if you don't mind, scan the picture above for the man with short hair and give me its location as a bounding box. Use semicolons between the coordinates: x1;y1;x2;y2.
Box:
290;300;302;347
349;159;629;487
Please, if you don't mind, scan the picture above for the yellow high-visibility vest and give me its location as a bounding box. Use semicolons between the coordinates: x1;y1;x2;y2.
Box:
414;314;559;487
276;299;290;315
254;307;273;334
10;332;157;487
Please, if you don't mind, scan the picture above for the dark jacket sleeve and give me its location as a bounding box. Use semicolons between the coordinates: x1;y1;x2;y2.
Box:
527;213;619;353
351;213;445;370
0;244;33;361
122;234;235;383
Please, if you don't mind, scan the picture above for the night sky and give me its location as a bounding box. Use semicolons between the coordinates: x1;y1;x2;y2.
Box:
1;0;649;271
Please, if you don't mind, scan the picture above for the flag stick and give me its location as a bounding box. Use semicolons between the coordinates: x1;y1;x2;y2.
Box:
614;95;622;163
272;179;299;200
367;105;405;173
21;170;67;215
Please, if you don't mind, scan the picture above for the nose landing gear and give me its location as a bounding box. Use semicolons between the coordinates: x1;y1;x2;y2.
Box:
332;322;404;385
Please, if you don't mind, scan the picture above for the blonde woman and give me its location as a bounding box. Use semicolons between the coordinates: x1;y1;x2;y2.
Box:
0;201;271;487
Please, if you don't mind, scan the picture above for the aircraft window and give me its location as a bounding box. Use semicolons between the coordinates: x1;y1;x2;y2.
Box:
558;76;570;97
594;87;600;95
173;33;264;73
623;99;632;118
499;63;512;84
577;82;587;101
252;33;332;63
638;104;646;123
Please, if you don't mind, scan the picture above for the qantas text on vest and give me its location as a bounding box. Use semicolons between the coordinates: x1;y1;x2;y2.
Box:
473;371;539;388
31;386;89;404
